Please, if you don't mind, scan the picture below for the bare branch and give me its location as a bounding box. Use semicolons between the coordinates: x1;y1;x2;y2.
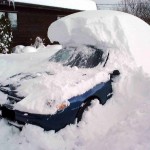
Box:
116;0;150;24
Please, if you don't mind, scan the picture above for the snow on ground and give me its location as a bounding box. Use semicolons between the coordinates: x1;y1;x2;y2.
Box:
0;10;150;150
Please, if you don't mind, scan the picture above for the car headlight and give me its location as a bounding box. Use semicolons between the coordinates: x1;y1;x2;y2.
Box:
56;102;68;111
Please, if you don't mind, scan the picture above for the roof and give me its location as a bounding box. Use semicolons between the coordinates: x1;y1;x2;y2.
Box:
13;0;97;10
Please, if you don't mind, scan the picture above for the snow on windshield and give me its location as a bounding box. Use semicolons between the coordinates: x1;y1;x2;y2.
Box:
49;45;105;68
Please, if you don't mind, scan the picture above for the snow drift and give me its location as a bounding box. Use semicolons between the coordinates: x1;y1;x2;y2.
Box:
48;10;150;74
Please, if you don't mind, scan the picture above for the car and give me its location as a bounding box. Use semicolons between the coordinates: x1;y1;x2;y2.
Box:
0;45;120;131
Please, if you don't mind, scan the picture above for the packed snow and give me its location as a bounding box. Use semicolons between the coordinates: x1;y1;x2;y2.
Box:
0;10;150;150
13;0;97;10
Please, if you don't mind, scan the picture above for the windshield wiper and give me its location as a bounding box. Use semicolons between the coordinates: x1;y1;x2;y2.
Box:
103;52;109;67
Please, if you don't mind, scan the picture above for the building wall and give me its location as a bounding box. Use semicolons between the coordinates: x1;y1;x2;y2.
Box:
0;2;79;47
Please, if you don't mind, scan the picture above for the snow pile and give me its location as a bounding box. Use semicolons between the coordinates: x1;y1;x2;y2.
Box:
12;45;25;53
48;10;150;74
12;45;37;53
14;0;97;10
37;44;62;52
0;10;150;150
21;46;37;53
12;44;62;54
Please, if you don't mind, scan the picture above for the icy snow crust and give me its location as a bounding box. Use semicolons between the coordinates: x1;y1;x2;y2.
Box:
0;10;150;150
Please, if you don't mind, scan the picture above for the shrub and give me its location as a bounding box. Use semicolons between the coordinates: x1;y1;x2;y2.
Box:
0;14;13;53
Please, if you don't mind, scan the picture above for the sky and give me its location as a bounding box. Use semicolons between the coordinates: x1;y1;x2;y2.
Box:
93;0;122;10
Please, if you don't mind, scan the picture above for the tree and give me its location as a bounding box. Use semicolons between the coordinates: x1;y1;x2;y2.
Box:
117;0;150;24
0;14;13;54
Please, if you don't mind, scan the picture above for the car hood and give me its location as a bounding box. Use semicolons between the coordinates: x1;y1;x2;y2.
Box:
1;62;110;115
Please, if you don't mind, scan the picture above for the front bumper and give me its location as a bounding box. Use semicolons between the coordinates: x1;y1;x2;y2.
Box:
0;104;15;121
0;104;25;126
0;104;77;131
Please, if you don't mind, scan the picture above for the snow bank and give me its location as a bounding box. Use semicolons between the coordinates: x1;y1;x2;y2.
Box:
21;46;37;53
14;0;97;10
12;44;62;54
12;46;37;53
48;10;150;74
12;45;25;53
37;44;62;52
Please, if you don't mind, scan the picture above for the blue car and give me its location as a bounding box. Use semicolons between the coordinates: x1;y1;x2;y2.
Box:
0;45;120;131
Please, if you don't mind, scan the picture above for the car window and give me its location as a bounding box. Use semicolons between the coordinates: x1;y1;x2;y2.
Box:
49;45;104;68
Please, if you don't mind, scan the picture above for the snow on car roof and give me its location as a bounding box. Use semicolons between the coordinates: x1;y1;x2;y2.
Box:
48;10;150;74
13;0;97;10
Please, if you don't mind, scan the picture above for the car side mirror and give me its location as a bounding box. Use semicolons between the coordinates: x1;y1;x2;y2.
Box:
110;70;120;80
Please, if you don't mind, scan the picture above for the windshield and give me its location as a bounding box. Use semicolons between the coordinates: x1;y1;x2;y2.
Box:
49;45;105;68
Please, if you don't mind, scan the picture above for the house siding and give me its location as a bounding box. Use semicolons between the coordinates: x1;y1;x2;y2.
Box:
0;2;79;47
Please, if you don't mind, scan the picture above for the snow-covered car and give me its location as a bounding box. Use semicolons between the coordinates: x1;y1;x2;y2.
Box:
0;44;120;131
0;9;150;134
